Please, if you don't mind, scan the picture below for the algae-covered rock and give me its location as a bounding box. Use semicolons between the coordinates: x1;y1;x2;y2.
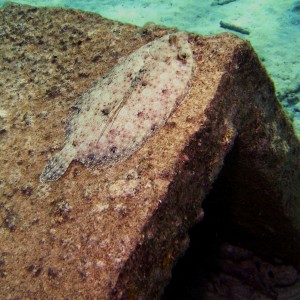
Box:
1;3;300;299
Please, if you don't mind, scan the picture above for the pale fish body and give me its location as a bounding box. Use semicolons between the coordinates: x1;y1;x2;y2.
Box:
40;32;194;182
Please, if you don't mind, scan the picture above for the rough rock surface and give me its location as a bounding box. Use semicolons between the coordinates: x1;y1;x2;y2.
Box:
1;4;300;299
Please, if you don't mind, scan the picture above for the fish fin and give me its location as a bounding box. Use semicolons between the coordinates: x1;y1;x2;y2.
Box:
40;146;75;183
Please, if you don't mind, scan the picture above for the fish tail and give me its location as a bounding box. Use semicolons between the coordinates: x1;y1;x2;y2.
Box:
40;145;75;183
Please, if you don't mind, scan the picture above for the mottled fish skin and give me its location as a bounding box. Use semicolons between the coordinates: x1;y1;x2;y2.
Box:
40;32;194;183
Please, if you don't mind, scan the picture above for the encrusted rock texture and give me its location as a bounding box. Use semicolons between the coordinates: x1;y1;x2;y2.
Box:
1;3;300;300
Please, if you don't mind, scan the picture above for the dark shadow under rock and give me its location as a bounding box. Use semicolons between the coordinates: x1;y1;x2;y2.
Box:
162;148;300;299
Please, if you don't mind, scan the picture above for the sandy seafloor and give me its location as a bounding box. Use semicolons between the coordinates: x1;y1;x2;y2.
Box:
1;0;300;133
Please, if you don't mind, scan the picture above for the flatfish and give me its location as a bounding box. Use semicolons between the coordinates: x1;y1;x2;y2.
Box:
40;32;194;182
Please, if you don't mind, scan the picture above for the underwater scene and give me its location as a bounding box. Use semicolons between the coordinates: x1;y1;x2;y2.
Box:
0;0;299;134
1;0;300;299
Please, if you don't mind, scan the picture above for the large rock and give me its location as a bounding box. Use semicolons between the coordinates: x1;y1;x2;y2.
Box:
0;4;300;299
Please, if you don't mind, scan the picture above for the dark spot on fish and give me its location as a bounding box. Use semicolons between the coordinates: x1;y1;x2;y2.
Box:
151;124;157;131
110;146;117;153
178;52;187;60
101;108;110;116
59;164;65;170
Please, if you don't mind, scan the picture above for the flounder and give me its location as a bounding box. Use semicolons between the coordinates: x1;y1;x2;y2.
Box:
40;32;194;182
